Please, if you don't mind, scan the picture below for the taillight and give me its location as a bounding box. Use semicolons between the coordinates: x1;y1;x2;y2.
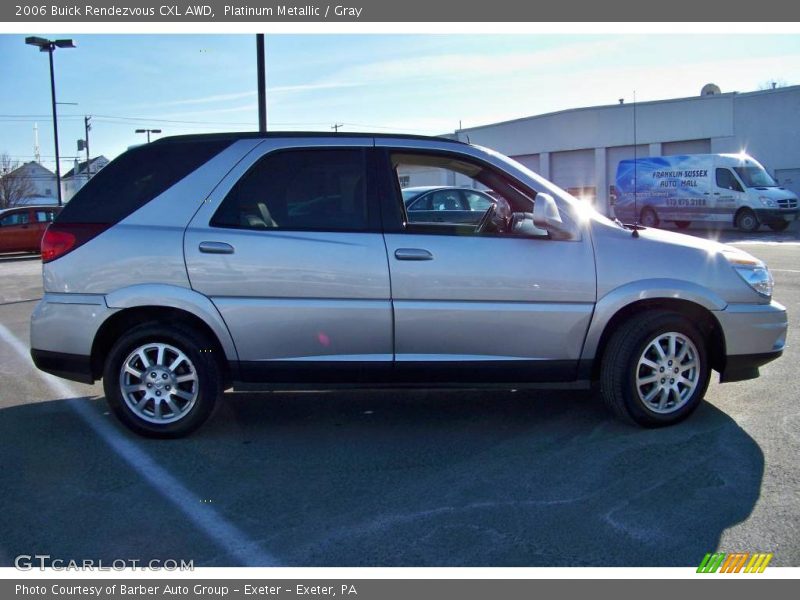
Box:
41;223;110;263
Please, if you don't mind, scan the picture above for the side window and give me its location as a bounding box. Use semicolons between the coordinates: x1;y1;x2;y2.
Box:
716;168;743;192
429;189;466;211
212;149;369;232
35;210;54;223
0;211;29;227
464;191;493;212
391;152;544;237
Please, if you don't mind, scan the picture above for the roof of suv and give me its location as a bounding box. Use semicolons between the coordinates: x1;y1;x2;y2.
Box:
151;131;468;146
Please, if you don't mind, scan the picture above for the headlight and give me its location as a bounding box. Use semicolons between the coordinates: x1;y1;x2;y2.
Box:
759;196;777;207
725;253;774;297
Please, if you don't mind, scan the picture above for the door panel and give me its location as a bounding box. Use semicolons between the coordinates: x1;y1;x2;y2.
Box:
184;139;394;365
0;209;31;252
384;233;596;364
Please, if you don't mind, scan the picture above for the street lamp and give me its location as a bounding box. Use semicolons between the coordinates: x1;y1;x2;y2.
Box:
135;129;162;143
25;36;75;207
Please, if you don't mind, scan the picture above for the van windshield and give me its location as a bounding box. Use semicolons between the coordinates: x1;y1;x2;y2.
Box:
733;166;778;188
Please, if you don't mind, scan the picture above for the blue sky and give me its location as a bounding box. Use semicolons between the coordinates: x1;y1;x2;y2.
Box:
1;34;798;173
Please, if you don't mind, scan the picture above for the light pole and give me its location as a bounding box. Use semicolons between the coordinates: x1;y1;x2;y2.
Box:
135;128;162;143
25;36;75;207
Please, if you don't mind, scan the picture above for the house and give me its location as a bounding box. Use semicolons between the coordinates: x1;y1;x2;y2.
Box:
62;156;109;202
0;161;58;206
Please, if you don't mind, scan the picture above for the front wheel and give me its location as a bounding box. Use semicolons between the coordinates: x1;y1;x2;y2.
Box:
600;311;710;427
103;324;222;438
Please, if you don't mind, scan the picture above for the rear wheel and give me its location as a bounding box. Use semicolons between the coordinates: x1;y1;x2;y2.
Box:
640;207;659;228
735;208;760;232
103;323;222;438
674;221;691;229
600;311;710;427
767;221;790;232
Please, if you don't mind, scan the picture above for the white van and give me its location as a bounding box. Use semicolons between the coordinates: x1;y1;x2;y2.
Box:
613;153;799;232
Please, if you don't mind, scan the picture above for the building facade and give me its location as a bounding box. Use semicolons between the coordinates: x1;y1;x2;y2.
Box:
430;85;800;216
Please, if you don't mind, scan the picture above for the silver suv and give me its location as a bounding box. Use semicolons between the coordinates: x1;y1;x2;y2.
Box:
30;133;787;437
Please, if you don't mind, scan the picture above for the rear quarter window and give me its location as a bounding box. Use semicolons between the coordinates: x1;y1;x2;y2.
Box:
56;139;231;225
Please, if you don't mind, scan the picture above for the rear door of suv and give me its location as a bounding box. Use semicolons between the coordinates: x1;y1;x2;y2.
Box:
183;138;394;383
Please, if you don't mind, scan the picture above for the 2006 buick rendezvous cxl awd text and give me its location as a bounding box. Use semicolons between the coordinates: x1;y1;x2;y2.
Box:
30;133;787;437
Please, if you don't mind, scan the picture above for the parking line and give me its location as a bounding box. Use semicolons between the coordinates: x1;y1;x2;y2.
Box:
0;322;280;567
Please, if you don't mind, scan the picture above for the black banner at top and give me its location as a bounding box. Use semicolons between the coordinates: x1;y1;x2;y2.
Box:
4;0;800;22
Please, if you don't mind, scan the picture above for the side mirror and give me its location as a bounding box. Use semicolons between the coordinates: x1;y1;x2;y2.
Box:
533;193;573;238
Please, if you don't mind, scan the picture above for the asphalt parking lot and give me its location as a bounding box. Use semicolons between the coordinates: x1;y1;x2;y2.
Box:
0;228;798;568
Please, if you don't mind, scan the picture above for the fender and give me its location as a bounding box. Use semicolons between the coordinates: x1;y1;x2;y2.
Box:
104;283;239;361
580;278;727;361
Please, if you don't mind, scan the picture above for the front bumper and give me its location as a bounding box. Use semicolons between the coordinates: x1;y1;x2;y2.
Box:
714;300;787;382
754;208;799;223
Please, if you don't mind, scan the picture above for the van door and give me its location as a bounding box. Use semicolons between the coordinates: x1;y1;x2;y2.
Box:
184;140;394;383
714;166;746;223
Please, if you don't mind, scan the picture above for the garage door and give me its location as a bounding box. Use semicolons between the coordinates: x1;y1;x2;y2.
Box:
511;153;540;174
662;139;711;155
550;149;595;190
776;168;800;198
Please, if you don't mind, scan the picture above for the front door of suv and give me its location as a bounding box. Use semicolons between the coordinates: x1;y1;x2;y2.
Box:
380;144;596;383
184;139;393;383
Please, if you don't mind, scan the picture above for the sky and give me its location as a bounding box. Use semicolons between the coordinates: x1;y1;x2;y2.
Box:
1;33;799;173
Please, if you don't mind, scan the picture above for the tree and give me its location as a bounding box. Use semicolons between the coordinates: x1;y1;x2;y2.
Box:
758;79;789;91
0;153;36;209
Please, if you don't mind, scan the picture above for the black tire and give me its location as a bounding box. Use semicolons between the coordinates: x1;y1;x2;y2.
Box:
767;221;790;232
735;208;760;232
600;311;710;427
103;323;222;438
640;207;659;228
674;221;691;230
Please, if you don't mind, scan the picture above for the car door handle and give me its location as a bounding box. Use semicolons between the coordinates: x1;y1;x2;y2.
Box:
395;248;433;261
199;241;234;254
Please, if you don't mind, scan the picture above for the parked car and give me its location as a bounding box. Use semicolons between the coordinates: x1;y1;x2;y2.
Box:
402;186;495;224
30;133;787;437
0;205;60;254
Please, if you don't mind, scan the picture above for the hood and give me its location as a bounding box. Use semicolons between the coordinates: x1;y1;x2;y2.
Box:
750;187;797;200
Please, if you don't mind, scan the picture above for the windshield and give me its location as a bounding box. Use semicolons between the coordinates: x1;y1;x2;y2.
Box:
733;166;778;188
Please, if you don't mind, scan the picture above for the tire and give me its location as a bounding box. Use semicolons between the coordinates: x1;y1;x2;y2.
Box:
600;311;710;427
767;221;790;232
735;208;760;232
674;221;691;230
640;207;659;228
103;323;222;438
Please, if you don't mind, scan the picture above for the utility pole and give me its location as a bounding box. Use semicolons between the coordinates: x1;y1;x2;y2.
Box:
84;115;91;175
331;123;343;133
256;34;267;133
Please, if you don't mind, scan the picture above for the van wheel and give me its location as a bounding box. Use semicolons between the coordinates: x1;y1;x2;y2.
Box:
768;221;789;232
674;221;691;229
103;323;222;438
600;311;710;427
735;208;760;232
640;207;659;228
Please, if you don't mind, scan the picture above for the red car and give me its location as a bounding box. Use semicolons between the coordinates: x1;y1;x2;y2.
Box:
0;205;61;254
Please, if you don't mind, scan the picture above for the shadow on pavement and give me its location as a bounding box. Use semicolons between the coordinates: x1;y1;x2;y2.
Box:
0;389;763;567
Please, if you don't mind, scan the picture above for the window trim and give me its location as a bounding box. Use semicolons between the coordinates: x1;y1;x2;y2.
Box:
209;146;382;234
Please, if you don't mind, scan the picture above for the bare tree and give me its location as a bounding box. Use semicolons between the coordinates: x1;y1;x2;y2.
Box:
758;79;789;91
0;153;36;209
